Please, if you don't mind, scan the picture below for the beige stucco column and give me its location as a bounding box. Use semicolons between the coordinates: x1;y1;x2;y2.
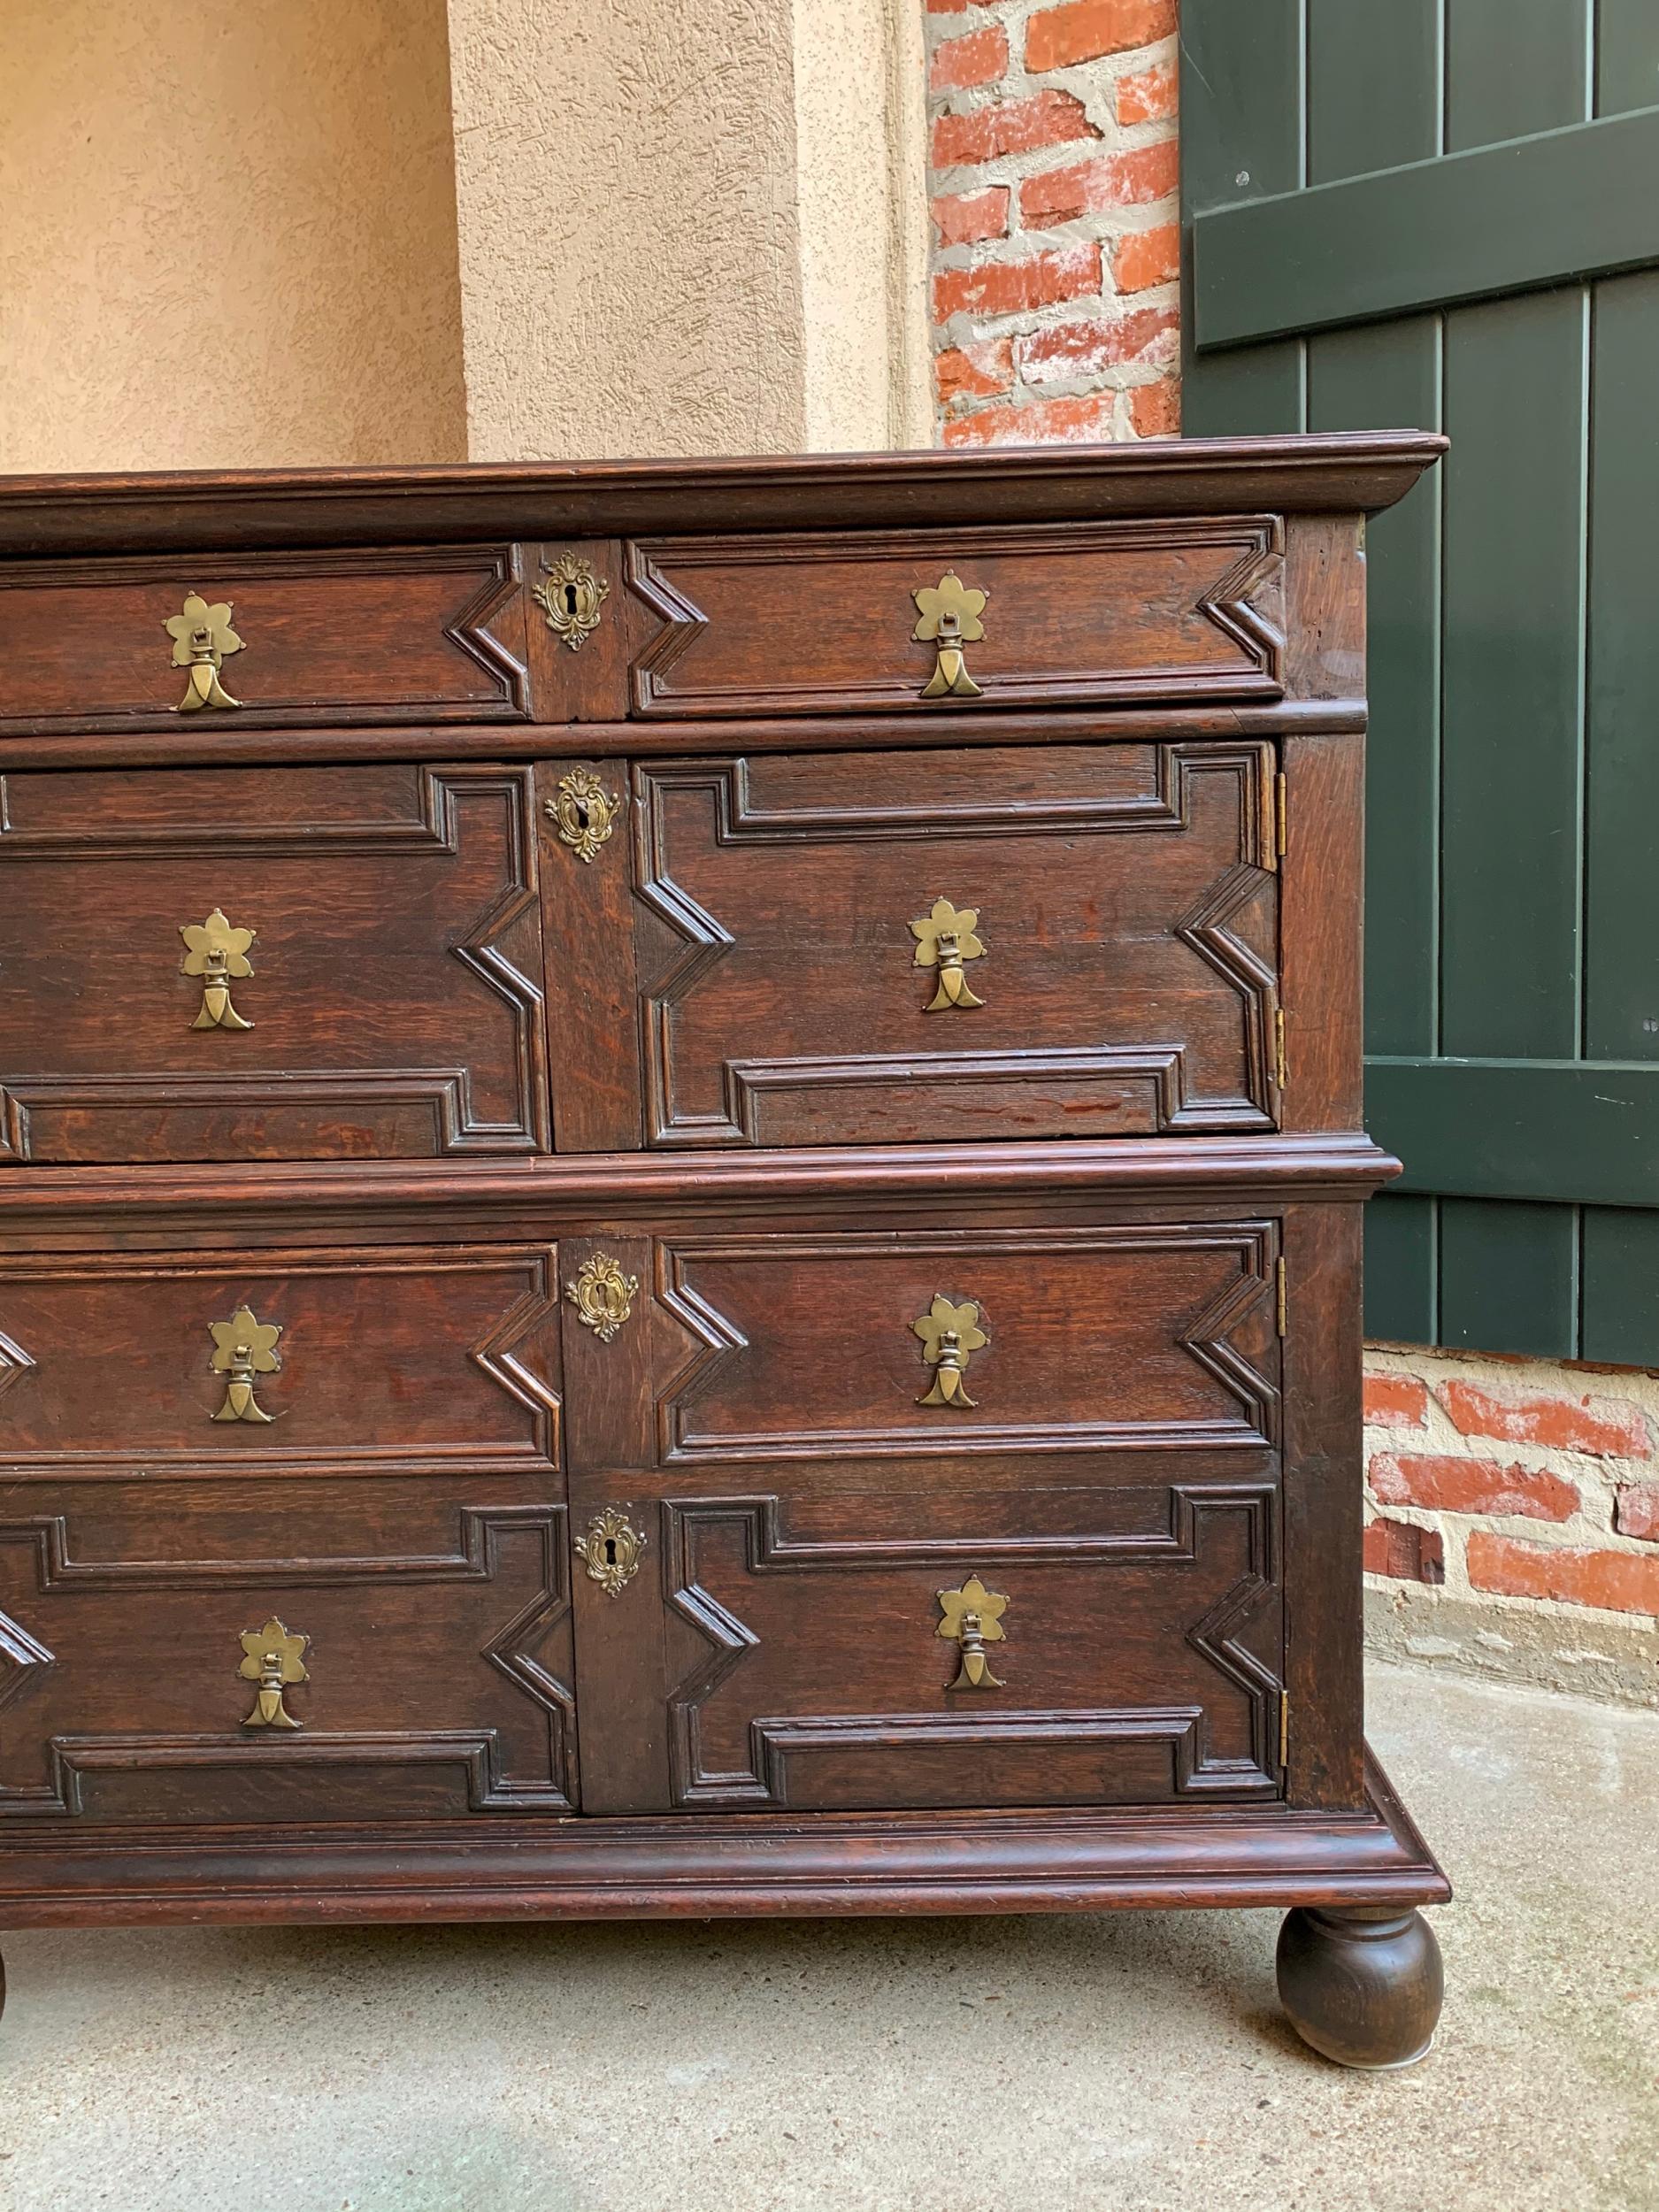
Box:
444;0;931;459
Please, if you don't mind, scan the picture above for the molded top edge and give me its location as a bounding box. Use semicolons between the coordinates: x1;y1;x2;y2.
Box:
0;433;1448;559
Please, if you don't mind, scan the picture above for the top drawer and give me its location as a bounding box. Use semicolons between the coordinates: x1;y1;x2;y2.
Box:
626;518;1286;718
0;548;530;736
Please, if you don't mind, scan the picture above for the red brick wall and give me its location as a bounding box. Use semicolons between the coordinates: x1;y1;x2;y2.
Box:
926;0;1179;444
1363;1348;1659;1701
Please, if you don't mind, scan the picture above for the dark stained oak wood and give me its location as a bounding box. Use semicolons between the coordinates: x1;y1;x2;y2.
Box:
0;763;549;1163
0;547;530;734
0;435;1443;558
626;518;1286;717
0;1243;563;1475
627;743;1279;1149
0;1484;577;1824
0;1750;1448;1924
0;440;1447;2061
0;697;1368;774
1277;1904;1445;2069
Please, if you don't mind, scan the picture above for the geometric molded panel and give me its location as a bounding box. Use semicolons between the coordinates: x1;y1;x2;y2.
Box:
0;1506;574;1820
663;1486;1282;1811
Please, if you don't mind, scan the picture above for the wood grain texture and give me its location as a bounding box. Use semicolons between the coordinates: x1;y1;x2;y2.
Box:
0;1751;1448;1924
0;435;1445;558
0;442;1445;1999
0;1490;576;1823
626;520;1285;717
0;763;549;1163
0;547;529;733
631;744;1279;1148
0;698;1367;776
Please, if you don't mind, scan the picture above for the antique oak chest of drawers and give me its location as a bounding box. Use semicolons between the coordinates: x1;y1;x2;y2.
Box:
0;437;1448;2066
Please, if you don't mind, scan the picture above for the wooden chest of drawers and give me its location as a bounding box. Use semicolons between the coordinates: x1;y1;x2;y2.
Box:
0;437;1448;2068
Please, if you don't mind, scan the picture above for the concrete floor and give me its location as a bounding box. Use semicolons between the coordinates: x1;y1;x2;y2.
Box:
1;1663;1655;2212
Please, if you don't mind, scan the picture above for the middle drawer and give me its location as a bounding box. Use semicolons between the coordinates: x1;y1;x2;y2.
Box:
0;761;547;1164
550;737;1282;1151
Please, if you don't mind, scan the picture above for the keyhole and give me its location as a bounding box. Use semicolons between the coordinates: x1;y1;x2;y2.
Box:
603;1537;618;1565
563;582;580;615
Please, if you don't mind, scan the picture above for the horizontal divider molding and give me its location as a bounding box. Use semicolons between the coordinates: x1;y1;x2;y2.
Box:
1366;1057;1659;1209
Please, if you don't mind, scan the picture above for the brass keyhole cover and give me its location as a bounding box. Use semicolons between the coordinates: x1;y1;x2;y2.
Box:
546;768;622;864
534;554;609;650
576;1508;647;1598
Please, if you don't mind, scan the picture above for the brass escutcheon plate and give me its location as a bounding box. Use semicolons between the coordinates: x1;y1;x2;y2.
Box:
565;1252;640;1342
576;1508;647;1597
546;767;622;863
534;553;610;650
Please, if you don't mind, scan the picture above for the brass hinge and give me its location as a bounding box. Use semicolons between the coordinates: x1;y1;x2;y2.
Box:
1279;1688;1290;1770
1276;1256;1287;1338
1274;769;1288;859
1274;1007;1288;1092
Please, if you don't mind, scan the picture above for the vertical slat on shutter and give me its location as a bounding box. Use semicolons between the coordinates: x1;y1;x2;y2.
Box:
1178;4;1303;437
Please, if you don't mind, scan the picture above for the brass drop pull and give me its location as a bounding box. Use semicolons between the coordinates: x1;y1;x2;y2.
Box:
546;767;622;863
165;592;242;712
937;1574;1008;1690
180;909;256;1030
565;1253;639;1343
910;897;985;1011
534;554;609;650
238;1617;308;1729
912;1294;987;1409
576;1508;648;1597
911;570;987;701
209;1304;282;1424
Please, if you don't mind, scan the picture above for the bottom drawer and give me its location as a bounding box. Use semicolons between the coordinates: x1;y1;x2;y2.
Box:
0;1481;577;1824
642;1479;1286;1814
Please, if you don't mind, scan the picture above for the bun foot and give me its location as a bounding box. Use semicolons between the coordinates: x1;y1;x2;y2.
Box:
1276;1905;1442;2070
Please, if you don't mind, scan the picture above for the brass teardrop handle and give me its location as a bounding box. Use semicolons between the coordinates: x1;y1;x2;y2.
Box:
180;909;257;1030
910;897;985;1011
238;1617;308;1729
911;570;987;701
937;1574;1007;1690
208;1303;282;1423
165;592;242;712
911;1294;987;1408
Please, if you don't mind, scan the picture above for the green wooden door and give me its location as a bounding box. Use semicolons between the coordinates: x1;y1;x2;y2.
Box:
1181;0;1659;1362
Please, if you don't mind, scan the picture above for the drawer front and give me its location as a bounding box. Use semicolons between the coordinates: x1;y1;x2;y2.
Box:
0;1246;563;1479
0;1480;576;1823
626;519;1285;717
0;763;548;1162
656;1481;1283;1811
655;1221;1281;1471
0;547;529;733
620;742;1279;1148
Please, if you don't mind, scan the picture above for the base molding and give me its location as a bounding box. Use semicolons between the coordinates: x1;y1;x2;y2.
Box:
0;1749;1446;1929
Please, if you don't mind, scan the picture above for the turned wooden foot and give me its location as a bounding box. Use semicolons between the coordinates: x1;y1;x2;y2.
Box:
1276;1905;1442;2070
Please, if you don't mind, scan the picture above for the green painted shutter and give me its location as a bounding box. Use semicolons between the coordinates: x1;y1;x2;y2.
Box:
1180;0;1659;1363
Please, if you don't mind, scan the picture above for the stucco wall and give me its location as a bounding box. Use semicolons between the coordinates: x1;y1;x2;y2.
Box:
445;0;930;459
0;0;466;472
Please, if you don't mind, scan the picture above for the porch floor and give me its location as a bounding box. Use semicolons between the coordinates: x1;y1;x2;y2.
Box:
2;1661;1655;2212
